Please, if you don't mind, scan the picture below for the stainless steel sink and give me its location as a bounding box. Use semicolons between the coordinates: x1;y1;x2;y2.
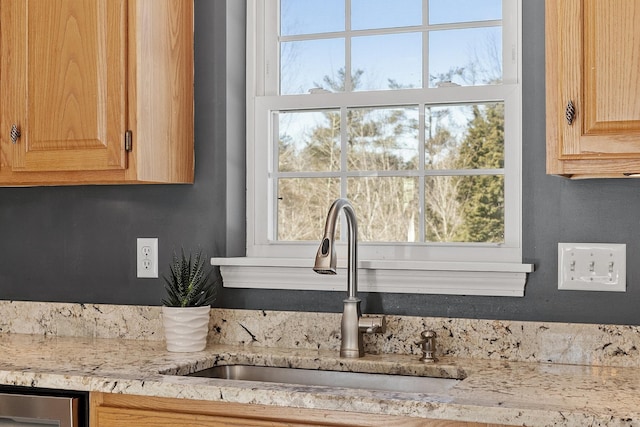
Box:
188;365;461;394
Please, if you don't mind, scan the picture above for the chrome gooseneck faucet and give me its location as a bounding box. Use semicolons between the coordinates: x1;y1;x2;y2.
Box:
313;198;385;358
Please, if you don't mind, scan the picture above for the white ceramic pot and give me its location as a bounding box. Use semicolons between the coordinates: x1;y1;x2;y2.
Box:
161;305;210;352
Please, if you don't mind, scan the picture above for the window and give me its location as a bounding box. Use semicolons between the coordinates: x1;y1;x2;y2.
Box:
217;0;532;296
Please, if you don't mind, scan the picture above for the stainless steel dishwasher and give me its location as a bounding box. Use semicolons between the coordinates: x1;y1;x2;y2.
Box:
0;387;88;427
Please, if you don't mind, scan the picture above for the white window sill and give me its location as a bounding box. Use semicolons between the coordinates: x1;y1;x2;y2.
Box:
211;257;535;297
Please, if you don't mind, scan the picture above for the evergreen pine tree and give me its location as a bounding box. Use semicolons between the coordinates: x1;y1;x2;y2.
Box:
455;103;505;242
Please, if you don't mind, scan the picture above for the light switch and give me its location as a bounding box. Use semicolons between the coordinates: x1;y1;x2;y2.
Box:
558;243;625;292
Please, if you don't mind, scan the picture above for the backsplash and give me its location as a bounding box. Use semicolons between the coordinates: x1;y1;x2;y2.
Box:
0;301;163;340
1;301;638;368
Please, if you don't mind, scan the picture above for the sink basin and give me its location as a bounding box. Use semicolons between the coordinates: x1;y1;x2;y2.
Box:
188;365;461;394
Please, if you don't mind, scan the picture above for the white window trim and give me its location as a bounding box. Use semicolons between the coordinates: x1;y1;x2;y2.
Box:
217;0;533;297
213;257;533;297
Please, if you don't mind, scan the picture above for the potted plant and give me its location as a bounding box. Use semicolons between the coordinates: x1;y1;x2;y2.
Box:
161;249;221;352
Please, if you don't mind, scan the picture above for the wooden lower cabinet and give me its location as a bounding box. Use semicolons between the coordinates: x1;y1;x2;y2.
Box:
90;392;514;427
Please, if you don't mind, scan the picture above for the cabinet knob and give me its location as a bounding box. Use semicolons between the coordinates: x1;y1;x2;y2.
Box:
10;124;20;144
565;100;576;126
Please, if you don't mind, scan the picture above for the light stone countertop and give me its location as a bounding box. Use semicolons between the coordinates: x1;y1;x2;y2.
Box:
0;332;638;426
1;301;640;426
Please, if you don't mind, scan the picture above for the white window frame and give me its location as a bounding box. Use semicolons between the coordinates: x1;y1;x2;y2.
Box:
214;0;534;297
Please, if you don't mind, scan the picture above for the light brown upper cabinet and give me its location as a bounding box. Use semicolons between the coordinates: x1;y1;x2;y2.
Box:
546;0;640;178
0;0;194;185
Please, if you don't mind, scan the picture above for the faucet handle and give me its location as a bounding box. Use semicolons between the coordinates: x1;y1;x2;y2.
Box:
358;316;386;334
418;330;437;363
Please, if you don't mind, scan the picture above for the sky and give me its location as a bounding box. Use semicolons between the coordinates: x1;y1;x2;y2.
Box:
279;0;503;94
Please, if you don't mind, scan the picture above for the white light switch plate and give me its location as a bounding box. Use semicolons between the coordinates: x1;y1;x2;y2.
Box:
558;243;626;292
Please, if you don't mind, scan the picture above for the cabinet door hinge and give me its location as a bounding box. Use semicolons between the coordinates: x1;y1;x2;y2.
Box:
125;130;133;151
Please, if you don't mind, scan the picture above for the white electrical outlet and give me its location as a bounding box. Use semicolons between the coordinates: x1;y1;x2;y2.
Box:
558;243;626;292
137;238;158;278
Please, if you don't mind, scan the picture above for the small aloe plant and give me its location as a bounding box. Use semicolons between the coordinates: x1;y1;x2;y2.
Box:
162;249;220;307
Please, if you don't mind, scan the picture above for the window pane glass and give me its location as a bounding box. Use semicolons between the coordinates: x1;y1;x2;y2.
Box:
281;39;345;95
277;178;340;241
425;175;504;243
425;103;504;170
281;0;344;36
347;106;419;171
428;0;502;25
352;33;422;91
429;27;502;87
348;177;419;242
278;110;341;172
265;0;517;254
351;0;422;30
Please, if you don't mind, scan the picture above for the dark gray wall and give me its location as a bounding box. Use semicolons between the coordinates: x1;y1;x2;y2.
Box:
2;0;640;326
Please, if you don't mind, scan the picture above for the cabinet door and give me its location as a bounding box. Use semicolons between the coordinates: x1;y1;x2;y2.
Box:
1;0;127;172
90;392;518;427
94;407;305;427
546;0;640;175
